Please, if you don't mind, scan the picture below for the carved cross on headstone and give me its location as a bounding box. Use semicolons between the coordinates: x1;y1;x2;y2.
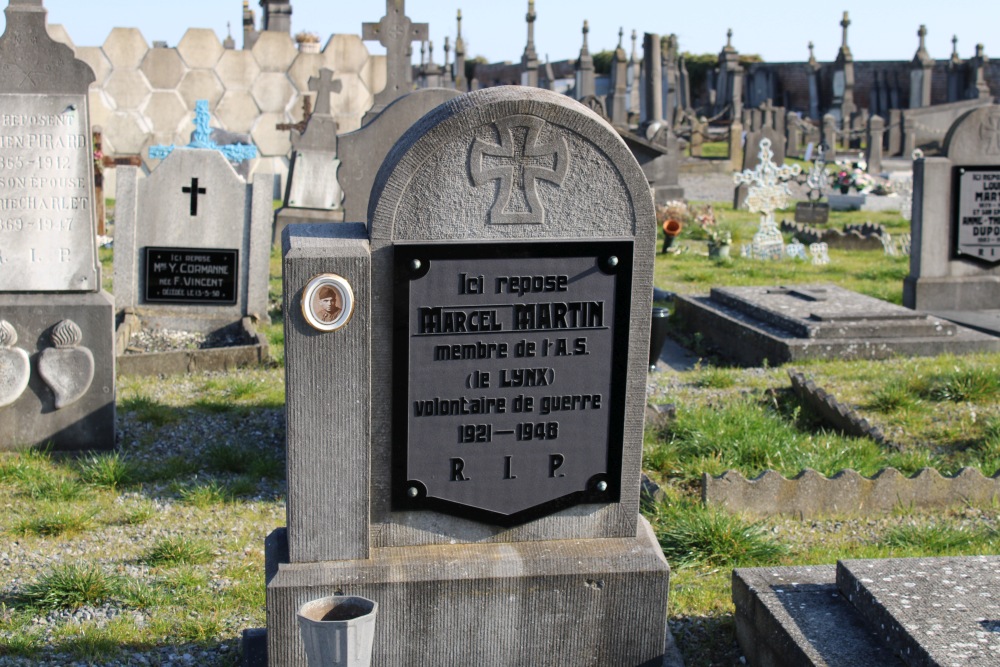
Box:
733;137;801;259
362;0;428;109
182;177;207;216
469;116;570;225
307;68;342;117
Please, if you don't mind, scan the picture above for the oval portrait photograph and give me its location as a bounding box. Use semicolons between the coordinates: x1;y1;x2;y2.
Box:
302;273;355;332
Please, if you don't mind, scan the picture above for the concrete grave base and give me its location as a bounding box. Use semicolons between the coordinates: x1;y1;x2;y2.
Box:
734;557;1000;666
903;274;1000;314
272;207;347;250
0;292;115;452
264;518;670;667
673;284;1000;366
114;312;269;377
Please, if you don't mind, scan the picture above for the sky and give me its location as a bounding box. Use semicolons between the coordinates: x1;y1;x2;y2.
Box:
5;0;999;65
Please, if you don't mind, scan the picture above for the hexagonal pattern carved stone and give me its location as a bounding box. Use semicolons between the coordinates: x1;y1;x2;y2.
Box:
46;24;74;49
251;32;298;73
362;55;387;97
102;27;149;69
178;69;225;109
103;110;151;156
330;72;372;118
216;90;261;134
76;47;113;87
322;34;369;75
251;72;295;114
141;91;188;134
140;48;188;89
287;52;324;94
251;112;291;157
216;50;261;90
104;69;153;111
177;28;224;69
88;90;114;133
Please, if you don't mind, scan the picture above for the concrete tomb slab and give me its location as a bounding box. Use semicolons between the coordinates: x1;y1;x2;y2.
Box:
265;86;670;666
673;283;1000;366
0;0;114;451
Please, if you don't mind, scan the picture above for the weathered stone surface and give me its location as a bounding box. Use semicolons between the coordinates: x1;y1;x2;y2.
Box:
76;46;112;86
177;69;224;109
250;112;292;157
45;23;73;49
0;321;30;408
251;72;295;114
215;90;261;134
37;319;94;410
251;32;298;73
733;565;903;666
141;91;187;134
104;68;152;110
267;519;669;667
176;28;224;69
704;467;1000;518
286;52;324;94
673;283;1000;366
140;47;187;90
215;49;260;90
838;556;1000;666
338;88;460;223
321;33;368;74
101;27;149;69
788;369;887;444
103;110;152;155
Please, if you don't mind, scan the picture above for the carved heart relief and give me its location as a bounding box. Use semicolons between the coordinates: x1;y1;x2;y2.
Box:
37;320;95;410
0;320;30;408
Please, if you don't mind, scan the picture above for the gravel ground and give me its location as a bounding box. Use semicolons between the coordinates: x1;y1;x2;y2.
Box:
123;328;247;354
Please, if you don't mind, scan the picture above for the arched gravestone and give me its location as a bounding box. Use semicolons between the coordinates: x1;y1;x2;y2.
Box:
905;105;1000;319
269;86;668;667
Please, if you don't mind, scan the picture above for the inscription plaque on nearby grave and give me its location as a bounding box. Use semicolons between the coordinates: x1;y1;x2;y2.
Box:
392;242;632;525
143;247;238;305
0;95;98;291
954;167;1000;263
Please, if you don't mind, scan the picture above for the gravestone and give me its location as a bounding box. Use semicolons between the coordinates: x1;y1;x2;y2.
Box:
0;0;115;452
113;134;273;372
362;0;428;120
264;86;670;666
673;284;999;366
734;125;786;210
904;105;1000;335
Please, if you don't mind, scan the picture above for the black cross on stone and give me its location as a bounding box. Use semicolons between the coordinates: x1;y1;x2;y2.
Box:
182;177;207;216
308;68;343;117
362;0;428;108
469;116;570;225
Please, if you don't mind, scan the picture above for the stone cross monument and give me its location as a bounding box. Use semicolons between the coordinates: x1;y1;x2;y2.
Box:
362;0;429;116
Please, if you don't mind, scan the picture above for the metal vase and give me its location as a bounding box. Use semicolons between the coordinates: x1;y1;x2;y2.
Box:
297;595;378;667
648;307;671;372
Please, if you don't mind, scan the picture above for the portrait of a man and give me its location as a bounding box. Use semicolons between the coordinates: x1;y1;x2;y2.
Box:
302;273;354;332
314;284;343;323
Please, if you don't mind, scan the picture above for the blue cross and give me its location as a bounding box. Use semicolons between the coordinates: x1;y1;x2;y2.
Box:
149;100;258;164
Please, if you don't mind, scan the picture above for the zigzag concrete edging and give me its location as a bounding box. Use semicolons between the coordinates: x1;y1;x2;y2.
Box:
703;467;1000;518
788;369;889;447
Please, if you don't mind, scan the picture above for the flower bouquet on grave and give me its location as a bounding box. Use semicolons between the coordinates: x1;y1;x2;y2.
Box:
830;156;875;194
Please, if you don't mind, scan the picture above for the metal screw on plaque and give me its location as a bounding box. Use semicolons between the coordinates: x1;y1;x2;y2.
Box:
409;259;422;271
597;481;608;492
407;486;419;498
606;256;618;268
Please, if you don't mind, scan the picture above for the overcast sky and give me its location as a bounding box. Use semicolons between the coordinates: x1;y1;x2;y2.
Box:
6;0;998;65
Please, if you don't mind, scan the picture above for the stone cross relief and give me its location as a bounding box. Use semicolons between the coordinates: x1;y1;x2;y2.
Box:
182;177;207;216
733;137;800;259
308;68;343;117
469;116;570;225
363;0;428;106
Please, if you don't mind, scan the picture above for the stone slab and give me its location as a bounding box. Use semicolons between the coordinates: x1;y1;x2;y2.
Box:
838;556;1000;667
0;292;114;452
733;565;904;666
930;309;1000;338
266;517;670;667
673;284;1000;366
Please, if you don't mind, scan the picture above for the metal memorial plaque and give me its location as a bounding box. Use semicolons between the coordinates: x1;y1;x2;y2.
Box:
794;202;830;224
0;94;99;291
954;167;1000;264
144;247;238;304
393;241;632;526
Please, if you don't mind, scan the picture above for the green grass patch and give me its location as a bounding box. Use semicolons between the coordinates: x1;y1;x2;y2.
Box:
19;564;119;610
177;480;230;508
883;523;997;554
143;537;214;567
120;393;182;426
77;452;133;490
13;504;97;536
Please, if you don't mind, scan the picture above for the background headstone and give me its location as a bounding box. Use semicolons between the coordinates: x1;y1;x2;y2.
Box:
114;148;272;333
905;105;1000;333
0;0;114;452
267;86;669;666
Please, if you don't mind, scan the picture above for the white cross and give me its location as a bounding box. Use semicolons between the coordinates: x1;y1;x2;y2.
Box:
733;138;801;260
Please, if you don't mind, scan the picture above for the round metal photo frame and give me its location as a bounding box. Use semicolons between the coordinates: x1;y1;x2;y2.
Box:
302;273;355;332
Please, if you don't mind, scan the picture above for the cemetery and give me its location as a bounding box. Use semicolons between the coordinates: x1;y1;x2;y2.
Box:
0;1;999;666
